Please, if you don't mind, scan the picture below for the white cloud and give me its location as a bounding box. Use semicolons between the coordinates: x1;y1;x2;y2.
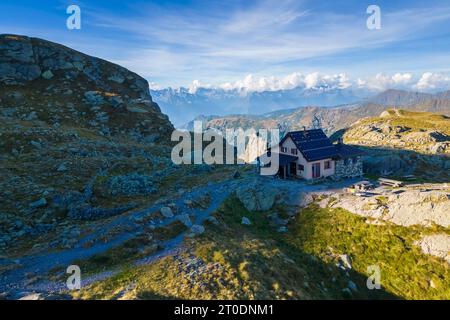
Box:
362;73;414;91
149;82;161;90
188;80;211;94
155;72;450;94
392;73;413;84
216;72;352;93
82;2;450;87
415;72;450;90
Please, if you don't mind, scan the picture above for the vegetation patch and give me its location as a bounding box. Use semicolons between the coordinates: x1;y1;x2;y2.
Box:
288;204;450;299
75;197;401;300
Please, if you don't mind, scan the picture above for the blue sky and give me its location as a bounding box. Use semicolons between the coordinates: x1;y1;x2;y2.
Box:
1;0;450;91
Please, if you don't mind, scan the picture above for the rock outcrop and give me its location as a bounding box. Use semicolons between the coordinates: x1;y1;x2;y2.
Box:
332;187;450;228
0;34;173;140
236;179;280;211
0;34;175;251
343;109;450;155
340;109;450;180
415;234;450;264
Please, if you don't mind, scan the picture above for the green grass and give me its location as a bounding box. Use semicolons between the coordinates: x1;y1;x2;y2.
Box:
72;195;449;300
288;204;450;299
75;197;403;300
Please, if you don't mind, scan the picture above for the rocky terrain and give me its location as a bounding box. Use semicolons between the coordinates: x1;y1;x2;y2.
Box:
320;183;450;266
334;109;450;181
0;33;178;254
0;34;449;300
331;186;450;228
0;34;247;300
342;109;450;155
67;176;450;300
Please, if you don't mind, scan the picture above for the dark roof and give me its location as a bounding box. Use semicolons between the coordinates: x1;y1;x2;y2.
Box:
334;143;366;159
259;153;297;166
277;153;298;166
281;129;339;161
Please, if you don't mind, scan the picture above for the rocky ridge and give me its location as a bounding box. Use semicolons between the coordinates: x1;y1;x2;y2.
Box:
330;187;450;228
342;109;450;155
0;34;173;140
0;34;175;253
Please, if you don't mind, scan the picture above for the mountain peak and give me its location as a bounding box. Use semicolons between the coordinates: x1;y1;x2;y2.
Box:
0;33;173;140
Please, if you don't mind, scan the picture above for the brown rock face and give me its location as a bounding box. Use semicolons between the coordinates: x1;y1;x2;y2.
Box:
0;34;177;237
0;34;173;141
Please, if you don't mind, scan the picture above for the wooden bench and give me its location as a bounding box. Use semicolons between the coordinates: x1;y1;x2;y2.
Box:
378;178;404;187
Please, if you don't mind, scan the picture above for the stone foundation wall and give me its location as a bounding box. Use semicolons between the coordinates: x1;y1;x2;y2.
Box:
334;157;363;179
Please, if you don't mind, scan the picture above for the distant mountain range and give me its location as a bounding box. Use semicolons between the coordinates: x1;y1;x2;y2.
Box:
151;86;372;127
183;89;450;136
368;89;450;106
151;86;450;128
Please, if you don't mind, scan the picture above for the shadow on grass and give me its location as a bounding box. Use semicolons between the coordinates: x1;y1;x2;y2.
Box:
358;146;449;183
330;127;450;184
194;197;400;300
73;192;449;300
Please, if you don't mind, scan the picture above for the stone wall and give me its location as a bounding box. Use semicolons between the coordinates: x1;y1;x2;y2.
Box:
334;156;363;179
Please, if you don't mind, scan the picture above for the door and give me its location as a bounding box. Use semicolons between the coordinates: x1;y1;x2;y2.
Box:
312;162;321;178
289;162;297;176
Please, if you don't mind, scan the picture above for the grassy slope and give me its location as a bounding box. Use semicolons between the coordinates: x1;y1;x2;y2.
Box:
73;196;449;300
289;203;450;299
344;109;450;151
356;109;450;135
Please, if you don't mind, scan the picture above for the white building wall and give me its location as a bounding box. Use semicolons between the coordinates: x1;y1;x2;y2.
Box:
280;136;335;179
280;137;297;155
305;159;335;180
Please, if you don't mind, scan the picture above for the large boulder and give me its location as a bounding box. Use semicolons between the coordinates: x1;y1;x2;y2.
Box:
333;188;450;227
236;179;280;212
160;206;174;218
431;142;450;154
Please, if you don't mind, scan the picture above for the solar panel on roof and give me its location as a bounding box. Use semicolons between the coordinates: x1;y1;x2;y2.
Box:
297;139;333;150
303;146;339;161
290;129;328;142
283;129;342;161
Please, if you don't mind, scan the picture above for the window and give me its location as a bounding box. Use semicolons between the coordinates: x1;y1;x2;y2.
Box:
312;162;321;178
281;147;287;153
324;160;331;169
291;148;298;155
344;159;349;166
298;164;304;171
352;157;358;164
